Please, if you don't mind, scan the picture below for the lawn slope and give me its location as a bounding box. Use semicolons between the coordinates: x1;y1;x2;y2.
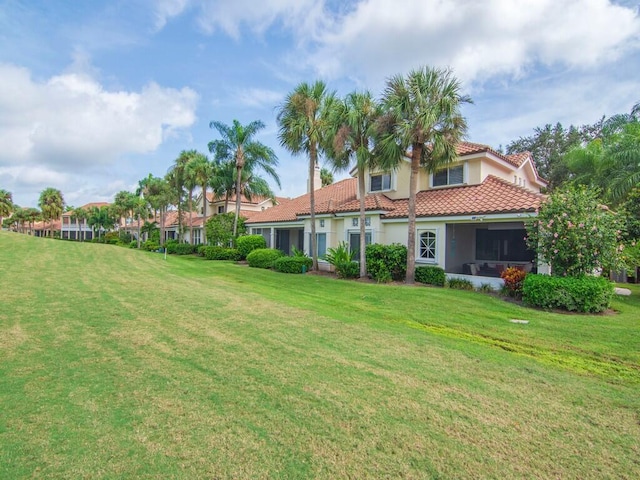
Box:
1;231;639;479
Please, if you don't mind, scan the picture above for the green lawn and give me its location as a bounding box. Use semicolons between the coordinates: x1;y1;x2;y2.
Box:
1;231;639;479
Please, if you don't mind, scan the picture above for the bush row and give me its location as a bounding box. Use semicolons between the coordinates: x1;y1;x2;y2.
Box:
247;248;284;268
201;246;241;261
236;235;267;260
415;265;446;286
522;274;614;313
273;256;313;274
365;243;407;282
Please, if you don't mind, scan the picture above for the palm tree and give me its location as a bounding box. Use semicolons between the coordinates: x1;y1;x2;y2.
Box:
209;119;280;237
378;66;471;284
87;205;116;240
186;152;213;245
133;196;150;248
38;187;65;238
326;90;382;278
277;81;337;270
209;160;236;214
145;177;171;245
0;189;13;226
166;151;193;243
72;206;88;241
320;168;334;187
25;208;40;235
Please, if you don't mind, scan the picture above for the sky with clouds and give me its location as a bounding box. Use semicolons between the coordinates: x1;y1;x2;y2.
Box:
1;0;639;208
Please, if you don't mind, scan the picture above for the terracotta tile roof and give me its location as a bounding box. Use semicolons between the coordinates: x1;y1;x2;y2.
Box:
61;202;111;216
332;193;396;213
247;178;357;223
455;141;530;168
383;175;544;219
206;192;272;205
32;219;62;230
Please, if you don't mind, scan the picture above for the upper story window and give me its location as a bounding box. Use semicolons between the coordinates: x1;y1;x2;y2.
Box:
370;173;391;192
433;164;464;187
217;206;225;214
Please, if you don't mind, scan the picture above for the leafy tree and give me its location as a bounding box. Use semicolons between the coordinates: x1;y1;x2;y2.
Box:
320;167;334;187
0;189;13;225
209;119;280;238
132;196;151;248
166;151;192;243
205;212;246;247
113;191;136;234
38;187;65;238
277;81;337;271
378;66;471;284
525;186;624;277
506;122;601;189
326;90;382;277
24;207;40;235
143;176;171;245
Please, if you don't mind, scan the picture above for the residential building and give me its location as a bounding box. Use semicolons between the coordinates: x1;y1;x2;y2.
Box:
245;142;548;287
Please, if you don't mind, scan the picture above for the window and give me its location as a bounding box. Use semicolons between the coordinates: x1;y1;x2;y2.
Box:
365;217;371;227
192;229;201;245
217;206;225;214
349;232;372;257
319;219;325;228
352;218;358;227
475;228;534;262
370;173;391;192
315;233;326;258
252;227;271;247
419;231;437;260
433;165;464;187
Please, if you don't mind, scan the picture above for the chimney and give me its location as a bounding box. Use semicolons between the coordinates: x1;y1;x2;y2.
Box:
307;163;322;193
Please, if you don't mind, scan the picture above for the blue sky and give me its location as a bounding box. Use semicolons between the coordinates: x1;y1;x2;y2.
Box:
1;0;639;208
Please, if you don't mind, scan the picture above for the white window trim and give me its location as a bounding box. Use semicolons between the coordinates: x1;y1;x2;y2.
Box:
429;162;467;188
416;228;438;264
368;171;393;193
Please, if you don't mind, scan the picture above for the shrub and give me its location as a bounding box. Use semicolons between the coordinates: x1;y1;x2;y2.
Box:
203;246;241;261
365;243;407;282
142;240;159;252
500;267;528;298
104;231;120;245
173;243;197;255
129;240;138;249
415;265;446;286
447;278;475;290
236;235;267;260
324;242;359;279
205;213;246;247
522;274;614;313
525;185;625;277
246;248;284;268
197;245;207;257
273;256;313;274
119;231;133;244
164;239;180;254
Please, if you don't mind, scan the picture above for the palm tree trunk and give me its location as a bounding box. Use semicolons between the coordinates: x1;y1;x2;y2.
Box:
202;183;208;245
406;145;422;284
233;165;243;237
358;168;367;278
188;190;194;245
309;146;318;270
224;193;230;214
137;215;141;248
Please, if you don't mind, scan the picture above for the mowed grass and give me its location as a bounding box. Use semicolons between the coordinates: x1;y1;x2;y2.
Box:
1;231;639;479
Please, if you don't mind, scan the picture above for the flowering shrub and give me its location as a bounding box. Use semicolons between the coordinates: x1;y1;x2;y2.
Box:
525;186;625;277
500;267;527;298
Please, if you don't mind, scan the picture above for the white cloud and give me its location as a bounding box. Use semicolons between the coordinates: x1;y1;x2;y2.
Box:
0;63;199;171
195;0;327;40
235;87;283;108
308;0;640;84
153;0;191;31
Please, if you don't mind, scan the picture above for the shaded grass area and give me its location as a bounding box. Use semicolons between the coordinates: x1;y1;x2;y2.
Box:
1;231;639;479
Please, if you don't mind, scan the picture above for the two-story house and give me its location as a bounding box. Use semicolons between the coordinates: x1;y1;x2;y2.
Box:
245;142;548;286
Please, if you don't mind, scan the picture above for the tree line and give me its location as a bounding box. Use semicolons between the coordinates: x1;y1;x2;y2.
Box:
3;67;639;283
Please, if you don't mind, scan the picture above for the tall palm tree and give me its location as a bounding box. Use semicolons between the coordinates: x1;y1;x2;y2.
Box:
133;196;150;248
0;189;13;226
327;90;382;278
209;160;237;214
277;81;337;270
145;176;171;245
38;187;65;238
166;151;193;243
209;119;280;237
378;66;471;284
186;152;213;245
114;191;136;234
25;208;40;235
72;206;88;241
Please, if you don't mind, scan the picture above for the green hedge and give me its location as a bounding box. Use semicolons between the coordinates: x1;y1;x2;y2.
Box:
273;256;313;274
141;240;159;252
247;248;284;269
415;266;446;286
365;243;407;282
202;246;241;261
522;274;614;313
447;278;475;290
236;235;267;260
173;243;197;255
